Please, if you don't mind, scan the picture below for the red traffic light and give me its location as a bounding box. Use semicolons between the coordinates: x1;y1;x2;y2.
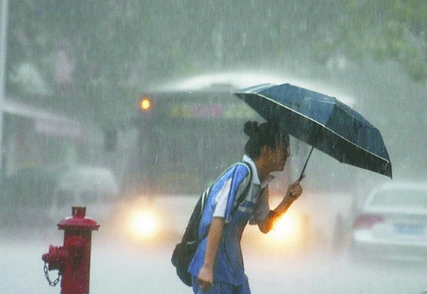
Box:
139;97;151;111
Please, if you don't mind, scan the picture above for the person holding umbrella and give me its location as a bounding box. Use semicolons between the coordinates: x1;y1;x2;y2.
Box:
188;120;303;294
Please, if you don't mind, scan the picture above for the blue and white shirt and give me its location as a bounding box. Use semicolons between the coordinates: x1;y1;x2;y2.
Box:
188;155;273;285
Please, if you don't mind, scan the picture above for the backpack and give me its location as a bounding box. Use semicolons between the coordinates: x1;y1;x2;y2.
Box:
171;162;253;287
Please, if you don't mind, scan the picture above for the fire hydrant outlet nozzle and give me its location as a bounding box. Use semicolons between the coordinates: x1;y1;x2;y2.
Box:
42;245;68;271
42;206;100;294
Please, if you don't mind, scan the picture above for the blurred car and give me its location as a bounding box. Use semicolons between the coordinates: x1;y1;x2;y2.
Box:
107;191;355;254
48;166;120;223
106;195;197;246
107;194;358;255
107;193;313;251
349;182;427;261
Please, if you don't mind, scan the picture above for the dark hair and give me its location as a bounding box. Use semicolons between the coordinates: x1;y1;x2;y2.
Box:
244;120;289;159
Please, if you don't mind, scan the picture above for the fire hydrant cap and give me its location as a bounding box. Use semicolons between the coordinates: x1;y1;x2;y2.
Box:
57;206;100;231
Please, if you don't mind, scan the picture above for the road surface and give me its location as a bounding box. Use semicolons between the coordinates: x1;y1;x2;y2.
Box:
1;227;426;294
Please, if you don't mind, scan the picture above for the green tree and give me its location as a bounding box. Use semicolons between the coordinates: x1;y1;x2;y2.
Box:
8;0;202;124
319;0;427;84
7;0;343;125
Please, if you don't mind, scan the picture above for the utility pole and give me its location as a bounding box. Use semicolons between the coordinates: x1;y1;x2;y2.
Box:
0;0;9;175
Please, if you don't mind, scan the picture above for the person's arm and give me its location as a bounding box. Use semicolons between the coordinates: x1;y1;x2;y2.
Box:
258;178;303;234
197;217;225;291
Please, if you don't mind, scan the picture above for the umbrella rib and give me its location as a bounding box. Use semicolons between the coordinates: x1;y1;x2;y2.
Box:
251;93;391;165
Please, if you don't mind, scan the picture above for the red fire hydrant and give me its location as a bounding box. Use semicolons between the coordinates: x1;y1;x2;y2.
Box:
42;206;100;294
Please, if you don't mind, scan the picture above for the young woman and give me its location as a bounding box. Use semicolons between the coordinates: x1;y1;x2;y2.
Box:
188;120;303;294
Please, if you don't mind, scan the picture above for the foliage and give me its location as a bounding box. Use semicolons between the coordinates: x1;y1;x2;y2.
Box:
6;0;343;125
6;0;426;181
319;0;427;84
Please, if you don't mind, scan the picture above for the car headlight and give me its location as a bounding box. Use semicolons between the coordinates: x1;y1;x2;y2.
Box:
267;212;301;245
254;210;308;252
272;213;298;239
132;211;157;236
129;210;159;239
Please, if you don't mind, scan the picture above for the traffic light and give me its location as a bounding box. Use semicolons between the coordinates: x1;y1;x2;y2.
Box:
139;97;151;112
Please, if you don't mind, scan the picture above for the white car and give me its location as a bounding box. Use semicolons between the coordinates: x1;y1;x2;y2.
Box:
349;182;427;261
48;166;120;223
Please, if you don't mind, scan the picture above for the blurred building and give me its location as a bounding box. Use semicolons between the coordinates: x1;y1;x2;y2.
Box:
2;97;83;175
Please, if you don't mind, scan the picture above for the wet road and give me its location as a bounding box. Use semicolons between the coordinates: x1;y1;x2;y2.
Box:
1;228;426;294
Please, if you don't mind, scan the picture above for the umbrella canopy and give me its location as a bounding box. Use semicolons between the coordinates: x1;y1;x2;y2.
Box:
234;83;392;179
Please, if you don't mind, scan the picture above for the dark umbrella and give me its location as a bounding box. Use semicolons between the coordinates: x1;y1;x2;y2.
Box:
234;83;392;179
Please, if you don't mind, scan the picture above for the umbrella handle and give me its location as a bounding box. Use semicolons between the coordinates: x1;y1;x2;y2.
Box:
298;145;314;182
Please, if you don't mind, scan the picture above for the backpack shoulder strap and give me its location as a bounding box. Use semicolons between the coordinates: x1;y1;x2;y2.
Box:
234;161;253;208
182;187;210;243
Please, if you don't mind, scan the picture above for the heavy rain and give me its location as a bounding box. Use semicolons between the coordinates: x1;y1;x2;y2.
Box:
1;1;427;293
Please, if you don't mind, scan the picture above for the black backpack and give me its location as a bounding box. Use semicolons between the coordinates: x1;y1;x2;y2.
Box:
171;162;253;286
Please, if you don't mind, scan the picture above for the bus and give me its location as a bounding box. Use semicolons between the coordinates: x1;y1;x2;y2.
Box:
108;72;357;253
121;73;283;196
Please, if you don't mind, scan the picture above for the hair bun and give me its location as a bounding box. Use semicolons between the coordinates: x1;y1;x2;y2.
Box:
244;121;259;137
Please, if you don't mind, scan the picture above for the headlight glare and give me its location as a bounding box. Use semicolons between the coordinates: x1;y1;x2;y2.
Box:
131;211;157;238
